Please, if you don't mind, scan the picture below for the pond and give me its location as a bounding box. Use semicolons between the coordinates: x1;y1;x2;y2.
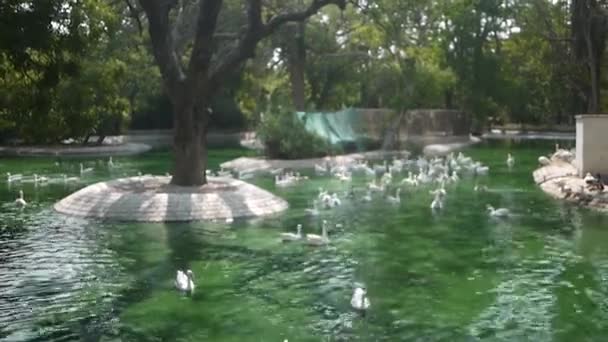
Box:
1;141;608;341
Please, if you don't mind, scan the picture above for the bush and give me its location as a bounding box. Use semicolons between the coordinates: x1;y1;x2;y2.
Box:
257;109;336;159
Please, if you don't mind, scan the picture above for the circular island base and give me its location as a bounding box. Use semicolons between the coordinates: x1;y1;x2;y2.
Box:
54;176;288;222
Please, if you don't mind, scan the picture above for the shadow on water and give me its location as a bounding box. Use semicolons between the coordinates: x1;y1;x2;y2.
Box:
164;192;198;270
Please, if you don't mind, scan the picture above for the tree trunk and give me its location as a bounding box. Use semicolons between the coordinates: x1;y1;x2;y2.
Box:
171;99;208;186
588;53;600;113
96;135;106;145
288;59;306;111
444;88;453;109
586;12;605;114
83;134;92;145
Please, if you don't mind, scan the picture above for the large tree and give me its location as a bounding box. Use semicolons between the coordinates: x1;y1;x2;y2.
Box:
138;0;346;186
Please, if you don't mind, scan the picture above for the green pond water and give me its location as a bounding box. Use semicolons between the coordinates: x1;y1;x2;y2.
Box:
1;141;608;341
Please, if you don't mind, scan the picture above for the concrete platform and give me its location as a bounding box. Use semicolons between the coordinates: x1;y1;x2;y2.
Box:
220;150;412;174
533;162;608;212
54;176;288;222
532;161;578;184
0;143;151;157
422;136;481;156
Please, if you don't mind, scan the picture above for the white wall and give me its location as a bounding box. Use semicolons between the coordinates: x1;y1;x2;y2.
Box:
576;115;608;176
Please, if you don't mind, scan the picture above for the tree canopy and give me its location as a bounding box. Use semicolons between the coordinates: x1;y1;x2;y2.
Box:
1;0;608;182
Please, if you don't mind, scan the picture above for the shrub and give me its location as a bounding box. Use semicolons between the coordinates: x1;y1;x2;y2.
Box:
257;108;336;159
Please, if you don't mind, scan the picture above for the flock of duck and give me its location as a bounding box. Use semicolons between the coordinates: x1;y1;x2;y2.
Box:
538;144;607;204
174;150;520;313
12;146;588;317
258;151;522;313
281;151;511;218
7;157;116;208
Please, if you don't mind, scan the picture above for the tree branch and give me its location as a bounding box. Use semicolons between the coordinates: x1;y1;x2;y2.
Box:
264;0;345;34
124;0;143;36
187;0;224;90
209;0;345;86
138;0;185;99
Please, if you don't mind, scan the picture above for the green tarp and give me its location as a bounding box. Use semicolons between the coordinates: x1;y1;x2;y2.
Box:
295;108;360;145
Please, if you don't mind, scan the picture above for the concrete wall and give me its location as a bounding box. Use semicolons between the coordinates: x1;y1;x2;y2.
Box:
124;130;244;148
575;115;608;176
123;109;469;149
353;108;469;141
404;109;470;135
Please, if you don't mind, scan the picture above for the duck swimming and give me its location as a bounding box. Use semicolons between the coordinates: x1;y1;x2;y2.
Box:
15;190;27;207
387;188;401;204
351;286;371;312
430;193;443;211
281;224;303;242
487;204;510;218
507;153;514;169
306;220;329;246
175;269;195;293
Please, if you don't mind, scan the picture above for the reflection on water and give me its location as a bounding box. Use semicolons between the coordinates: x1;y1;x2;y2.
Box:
1;143;608;341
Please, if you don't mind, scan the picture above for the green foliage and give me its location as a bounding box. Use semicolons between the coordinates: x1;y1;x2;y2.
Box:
256;107;333;159
0;0;604;145
0;0;135;144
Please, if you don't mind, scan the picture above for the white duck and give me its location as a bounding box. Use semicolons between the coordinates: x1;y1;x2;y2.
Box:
270;168;284;176
63;174;80;183
175;269;195;293
314;163;328;175
351;287;371;312
15;190;27;207
400;172;418;187
430;193;443;211
305;201;320;216
317;187;329;199
34;174;49;184
275;175;295;187
373;161;388;176
487;204;510;218
363;162;376;178
429;184;447;199
538;156;551;166
584;172;597;185
552;143;575;162
306;220;329;246
387;188;401;204
473;183;488;192
80;163;93;175
474;164;490;176
449;170;459;183
381;172;393;186
329;193;341;208
217;168;232;178
368;180;385;193
238;169;255;180
107;156;114;168
417;172;432;184
507;153;514;169
6;172;22;183
337;171;352;182
281;224;303;242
